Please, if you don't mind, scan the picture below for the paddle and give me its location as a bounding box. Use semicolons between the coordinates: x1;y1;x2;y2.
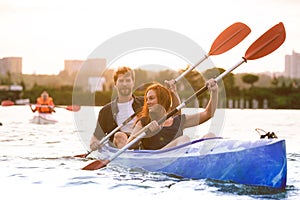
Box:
81;22;285;171
55;105;81;112
73;112;137;158
174;22;250;83
29;104;81;112
75;22;250;159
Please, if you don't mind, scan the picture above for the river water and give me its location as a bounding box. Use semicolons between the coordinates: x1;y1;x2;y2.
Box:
0;106;299;199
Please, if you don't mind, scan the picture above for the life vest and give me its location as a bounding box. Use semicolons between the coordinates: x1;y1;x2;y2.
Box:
36;97;54;113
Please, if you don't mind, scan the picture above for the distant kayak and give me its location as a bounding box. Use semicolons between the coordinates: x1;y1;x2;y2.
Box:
30;113;58;124
1;100;15;106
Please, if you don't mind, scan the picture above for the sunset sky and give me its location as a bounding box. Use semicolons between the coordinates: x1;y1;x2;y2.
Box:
1;0;299;75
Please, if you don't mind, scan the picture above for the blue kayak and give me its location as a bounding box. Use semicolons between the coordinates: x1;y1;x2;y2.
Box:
98;138;287;189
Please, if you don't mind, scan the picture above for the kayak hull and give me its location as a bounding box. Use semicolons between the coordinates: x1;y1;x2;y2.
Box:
30;113;58;124
98;138;287;189
1;100;14;106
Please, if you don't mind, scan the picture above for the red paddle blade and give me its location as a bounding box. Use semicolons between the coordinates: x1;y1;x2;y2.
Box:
73;150;92;158
73;153;88;158
209;22;251;55
81;160;109;170
66;105;81;112
245;22;286;60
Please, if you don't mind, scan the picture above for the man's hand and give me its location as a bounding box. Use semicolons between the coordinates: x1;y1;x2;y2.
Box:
90;141;100;151
90;136;101;151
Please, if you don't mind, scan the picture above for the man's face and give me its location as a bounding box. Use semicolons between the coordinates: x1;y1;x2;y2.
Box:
115;73;134;97
42;93;48;100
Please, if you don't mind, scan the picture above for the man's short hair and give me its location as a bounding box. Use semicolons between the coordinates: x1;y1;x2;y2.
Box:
113;66;135;84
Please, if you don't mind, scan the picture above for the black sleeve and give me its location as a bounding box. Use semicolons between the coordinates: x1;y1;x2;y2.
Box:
93;105;117;142
93;110;106;140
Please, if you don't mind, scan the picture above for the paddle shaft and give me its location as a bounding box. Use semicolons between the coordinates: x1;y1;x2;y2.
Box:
174;23;250;83
100;112;137;144
163;58;246;123
107;123;152;162
174;54;209;83
30;104;54;108
30;104;80;112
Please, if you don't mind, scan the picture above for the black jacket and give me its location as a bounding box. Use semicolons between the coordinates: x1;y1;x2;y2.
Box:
93;95;144;142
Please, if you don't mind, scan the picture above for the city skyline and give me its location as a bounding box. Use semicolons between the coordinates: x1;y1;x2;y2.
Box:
1;0;299;75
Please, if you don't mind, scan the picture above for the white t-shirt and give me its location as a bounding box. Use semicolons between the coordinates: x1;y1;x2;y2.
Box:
116;99;136;133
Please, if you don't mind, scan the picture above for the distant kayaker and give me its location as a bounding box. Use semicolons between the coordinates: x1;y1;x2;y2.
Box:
30;91;56;113
89;66;180;151
114;78;218;150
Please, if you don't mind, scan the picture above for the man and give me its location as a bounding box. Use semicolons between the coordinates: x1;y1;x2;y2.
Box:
89;66;144;150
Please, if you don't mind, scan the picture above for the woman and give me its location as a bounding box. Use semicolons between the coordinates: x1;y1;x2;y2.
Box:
114;78;218;150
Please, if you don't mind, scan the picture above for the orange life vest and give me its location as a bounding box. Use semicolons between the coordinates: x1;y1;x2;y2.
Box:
36;97;54;113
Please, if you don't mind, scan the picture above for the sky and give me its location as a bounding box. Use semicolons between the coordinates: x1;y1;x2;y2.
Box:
0;0;299;75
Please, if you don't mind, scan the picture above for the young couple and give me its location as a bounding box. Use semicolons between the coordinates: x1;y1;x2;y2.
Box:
90;66;218;151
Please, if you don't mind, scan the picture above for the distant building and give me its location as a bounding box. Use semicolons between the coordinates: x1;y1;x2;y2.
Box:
285;50;300;79
0;57;22;75
64;58;106;75
64;60;84;75
88;77;106;92
83;58;106;73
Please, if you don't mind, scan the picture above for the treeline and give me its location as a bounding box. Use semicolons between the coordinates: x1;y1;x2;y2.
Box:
2;67;300;109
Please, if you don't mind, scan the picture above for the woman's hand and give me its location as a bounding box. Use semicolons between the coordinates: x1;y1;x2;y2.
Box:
206;79;218;92
164;79;177;93
146;120;162;136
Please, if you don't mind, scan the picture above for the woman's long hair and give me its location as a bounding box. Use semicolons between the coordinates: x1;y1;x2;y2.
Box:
136;82;172;126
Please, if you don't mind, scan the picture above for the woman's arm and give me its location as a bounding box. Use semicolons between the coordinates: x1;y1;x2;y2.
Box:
184;79;218;128
127;120;161;144
164;79;181;115
127;121;143;144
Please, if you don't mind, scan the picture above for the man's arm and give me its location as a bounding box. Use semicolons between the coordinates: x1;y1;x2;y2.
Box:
90;135;100;151
89;106;115;150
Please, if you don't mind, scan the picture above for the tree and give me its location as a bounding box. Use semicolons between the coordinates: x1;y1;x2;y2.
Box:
203;67;235;93
242;74;259;88
271;74;279;87
179;66;206;91
20;79;26;91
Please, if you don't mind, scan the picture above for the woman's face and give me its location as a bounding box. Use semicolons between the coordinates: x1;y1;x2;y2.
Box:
146;89;166;120
146;89;158;109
